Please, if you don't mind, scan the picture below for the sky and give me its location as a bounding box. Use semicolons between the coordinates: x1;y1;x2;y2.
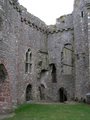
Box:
18;0;75;25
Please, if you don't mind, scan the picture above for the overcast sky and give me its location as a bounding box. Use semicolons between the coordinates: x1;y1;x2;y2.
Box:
18;0;74;25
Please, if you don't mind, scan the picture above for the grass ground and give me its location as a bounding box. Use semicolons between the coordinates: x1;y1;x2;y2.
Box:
4;103;90;120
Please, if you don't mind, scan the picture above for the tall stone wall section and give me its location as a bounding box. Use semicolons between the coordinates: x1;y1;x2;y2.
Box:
6;0;49;104
0;0;49;113
73;0;90;101
0;0;18;113
47;14;75;101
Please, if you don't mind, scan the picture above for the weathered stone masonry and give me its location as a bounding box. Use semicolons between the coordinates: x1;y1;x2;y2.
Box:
0;0;90;113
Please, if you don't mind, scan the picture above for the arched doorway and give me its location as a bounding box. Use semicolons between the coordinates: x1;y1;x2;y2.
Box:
39;84;45;100
26;84;32;101
59;87;67;102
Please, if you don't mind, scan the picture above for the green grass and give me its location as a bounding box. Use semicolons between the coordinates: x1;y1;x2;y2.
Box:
4;103;90;120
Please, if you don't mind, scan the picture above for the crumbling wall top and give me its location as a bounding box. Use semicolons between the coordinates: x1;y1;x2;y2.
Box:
48;14;73;34
8;0;48;33
8;0;74;34
56;14;73;29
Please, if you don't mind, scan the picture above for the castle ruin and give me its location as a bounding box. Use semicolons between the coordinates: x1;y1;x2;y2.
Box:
0;0;90;113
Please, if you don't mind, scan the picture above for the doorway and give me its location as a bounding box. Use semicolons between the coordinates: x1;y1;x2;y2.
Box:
26;84;32;101
59;87;67;102
39;84;45;100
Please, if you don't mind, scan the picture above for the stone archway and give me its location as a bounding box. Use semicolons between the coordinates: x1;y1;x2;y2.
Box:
59;87;67;102
26;84;32;101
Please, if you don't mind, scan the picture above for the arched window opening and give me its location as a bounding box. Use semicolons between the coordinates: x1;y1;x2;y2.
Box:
50;64;57;83
59;87;67;102
25;49;32;73
61;43;73;75
0;64;8;83
26;84;32;101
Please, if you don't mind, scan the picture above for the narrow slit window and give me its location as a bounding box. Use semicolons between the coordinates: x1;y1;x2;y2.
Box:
25;49;32;73
81;11;84;18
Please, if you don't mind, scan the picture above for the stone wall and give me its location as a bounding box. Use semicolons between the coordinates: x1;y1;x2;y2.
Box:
6;0;48;104
0;0;49;113
47;14;75;101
